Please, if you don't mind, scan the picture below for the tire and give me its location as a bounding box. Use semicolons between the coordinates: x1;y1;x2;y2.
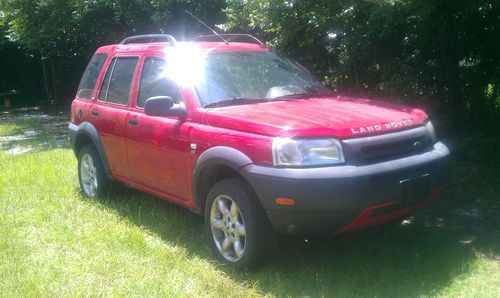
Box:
78;144;111;198
204;178;276;269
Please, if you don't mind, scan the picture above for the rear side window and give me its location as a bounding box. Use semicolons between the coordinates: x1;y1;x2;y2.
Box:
137;57;183;108
76;53;107;99
98;57;138;105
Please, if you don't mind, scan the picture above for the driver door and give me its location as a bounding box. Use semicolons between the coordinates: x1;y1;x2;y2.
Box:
126;56;191;201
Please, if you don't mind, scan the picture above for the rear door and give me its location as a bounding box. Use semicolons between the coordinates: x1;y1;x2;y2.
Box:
90;56;139;179
126;55;191;201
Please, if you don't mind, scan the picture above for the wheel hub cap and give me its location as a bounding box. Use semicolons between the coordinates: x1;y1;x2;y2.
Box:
80;153;98;197
210;195;246;262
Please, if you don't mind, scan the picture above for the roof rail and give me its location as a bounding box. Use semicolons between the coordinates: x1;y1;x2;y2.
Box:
119;34;177;46
193;34;264;46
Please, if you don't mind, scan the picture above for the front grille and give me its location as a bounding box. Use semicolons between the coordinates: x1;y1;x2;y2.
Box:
342;126;433;165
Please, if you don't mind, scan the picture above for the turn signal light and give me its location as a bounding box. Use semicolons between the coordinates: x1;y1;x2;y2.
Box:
275;197;296;206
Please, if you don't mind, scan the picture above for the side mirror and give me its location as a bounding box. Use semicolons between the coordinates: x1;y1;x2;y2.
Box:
144;96;186;118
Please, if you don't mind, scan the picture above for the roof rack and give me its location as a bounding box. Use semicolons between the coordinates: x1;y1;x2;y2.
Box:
193;34;264;46
119;34;177;46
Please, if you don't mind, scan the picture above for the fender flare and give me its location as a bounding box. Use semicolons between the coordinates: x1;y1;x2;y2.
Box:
69;122;112;179
191;146;253;213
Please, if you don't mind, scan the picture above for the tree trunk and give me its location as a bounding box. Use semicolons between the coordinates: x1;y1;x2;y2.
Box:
438;24;463;115
50;59;58;104
41;58;51;103
353;59;362;96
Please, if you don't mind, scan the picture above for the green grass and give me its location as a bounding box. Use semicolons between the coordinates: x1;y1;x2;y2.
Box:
1;115;499;297
0;150;261;297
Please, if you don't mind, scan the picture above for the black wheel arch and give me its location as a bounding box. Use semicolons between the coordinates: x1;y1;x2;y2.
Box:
192;146;254;214
70;122;112;179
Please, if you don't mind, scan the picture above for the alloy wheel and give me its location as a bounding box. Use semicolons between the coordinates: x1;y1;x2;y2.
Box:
210;195;246;262
80;153;98;197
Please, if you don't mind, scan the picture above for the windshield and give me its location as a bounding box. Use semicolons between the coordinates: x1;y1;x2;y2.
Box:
194;51;329;107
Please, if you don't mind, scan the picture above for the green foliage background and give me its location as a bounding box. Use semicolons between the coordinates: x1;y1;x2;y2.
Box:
0;0;499;123
226;0;499;119
0;0;226;105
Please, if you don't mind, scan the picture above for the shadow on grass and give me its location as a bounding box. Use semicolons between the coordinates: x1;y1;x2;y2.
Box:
82;183;500;297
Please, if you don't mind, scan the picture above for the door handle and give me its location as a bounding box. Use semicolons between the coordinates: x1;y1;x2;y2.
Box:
128;118;138;126
91;109;99;116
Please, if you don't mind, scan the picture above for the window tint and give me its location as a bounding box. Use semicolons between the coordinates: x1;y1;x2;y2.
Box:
98;57;138;105
77;53;107;99
137;57;183;108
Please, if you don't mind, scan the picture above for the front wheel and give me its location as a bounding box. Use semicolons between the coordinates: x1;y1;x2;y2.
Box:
205;178;276;269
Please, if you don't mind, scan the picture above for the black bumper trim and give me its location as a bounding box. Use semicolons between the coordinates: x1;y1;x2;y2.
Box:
240;142;450;235
68;123;78;154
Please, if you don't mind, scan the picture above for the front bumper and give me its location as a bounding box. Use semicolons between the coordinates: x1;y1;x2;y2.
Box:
241;142;450;235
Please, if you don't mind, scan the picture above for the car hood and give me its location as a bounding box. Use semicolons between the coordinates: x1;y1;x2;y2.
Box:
204;96;428;138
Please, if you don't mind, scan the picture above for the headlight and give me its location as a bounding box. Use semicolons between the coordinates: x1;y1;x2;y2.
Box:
425;120;437;143
272;138;345;167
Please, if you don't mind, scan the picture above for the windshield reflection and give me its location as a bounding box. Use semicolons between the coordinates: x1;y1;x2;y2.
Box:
194;51;328;107
160;46;329;108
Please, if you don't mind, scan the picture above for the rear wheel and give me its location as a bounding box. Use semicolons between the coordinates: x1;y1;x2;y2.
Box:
78;144;110;198
205;178;276;269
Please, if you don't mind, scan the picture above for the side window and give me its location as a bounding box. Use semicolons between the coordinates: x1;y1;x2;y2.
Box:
76;53;107;99
98;57;138;105
98;58;114;101
137;57;183;108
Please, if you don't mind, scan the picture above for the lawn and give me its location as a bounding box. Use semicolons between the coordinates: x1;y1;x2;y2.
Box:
1;108;499;297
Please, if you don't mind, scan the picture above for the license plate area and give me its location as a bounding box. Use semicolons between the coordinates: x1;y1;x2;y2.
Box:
400;174;430;205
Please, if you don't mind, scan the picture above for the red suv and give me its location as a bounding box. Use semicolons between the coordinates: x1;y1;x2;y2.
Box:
69;34;449;268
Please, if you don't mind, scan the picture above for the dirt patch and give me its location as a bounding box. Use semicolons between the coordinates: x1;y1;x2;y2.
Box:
0;106;69;153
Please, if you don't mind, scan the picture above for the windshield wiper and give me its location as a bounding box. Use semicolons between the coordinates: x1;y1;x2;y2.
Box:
271;90;334;100
204;97;268;108
203;93;318;108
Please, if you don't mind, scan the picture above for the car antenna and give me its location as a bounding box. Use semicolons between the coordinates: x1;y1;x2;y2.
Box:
184;10;229;45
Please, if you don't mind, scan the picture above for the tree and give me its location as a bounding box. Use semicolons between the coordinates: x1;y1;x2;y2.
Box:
225;0;500;122
0;25;42;103
0;0;226;104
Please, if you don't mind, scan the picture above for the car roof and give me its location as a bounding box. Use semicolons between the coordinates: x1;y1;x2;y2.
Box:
95;41;270;55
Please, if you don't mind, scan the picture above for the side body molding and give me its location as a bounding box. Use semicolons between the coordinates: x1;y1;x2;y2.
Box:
68;122;112;179
191;146;254;213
